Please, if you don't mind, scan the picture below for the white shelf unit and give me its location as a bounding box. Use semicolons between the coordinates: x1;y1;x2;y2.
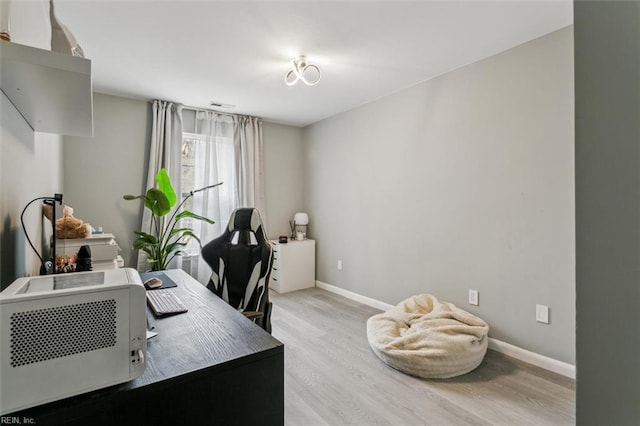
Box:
269;239;315;294
0;40;93;136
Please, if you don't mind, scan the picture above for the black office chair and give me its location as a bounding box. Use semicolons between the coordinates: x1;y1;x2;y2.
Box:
201;208;273;333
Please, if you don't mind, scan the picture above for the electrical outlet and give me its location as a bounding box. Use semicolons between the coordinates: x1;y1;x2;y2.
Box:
337;259;343;271
468;289;479;306
536;304;549;324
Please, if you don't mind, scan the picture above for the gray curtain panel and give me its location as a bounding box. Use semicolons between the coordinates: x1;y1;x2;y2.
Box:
137;100;183;271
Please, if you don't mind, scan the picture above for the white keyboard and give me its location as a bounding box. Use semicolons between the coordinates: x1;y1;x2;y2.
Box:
146;289;188;316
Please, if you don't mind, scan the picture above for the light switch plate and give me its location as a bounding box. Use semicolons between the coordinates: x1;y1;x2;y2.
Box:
536;304;549;324
468;289;479;306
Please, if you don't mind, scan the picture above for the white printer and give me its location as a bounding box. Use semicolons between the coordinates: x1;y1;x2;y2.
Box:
0;268;147;415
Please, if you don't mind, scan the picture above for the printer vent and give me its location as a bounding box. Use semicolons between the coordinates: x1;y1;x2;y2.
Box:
9;299;117;367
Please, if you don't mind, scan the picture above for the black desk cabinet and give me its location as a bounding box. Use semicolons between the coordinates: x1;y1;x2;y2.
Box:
11;270;284;426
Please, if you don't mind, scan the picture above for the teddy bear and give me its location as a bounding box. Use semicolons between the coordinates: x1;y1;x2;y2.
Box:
42;204;90;239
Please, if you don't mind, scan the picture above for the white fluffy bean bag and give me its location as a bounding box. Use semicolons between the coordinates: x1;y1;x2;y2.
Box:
366;294;489;379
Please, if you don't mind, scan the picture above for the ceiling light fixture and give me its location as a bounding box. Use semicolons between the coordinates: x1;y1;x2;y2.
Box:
284;56;321;86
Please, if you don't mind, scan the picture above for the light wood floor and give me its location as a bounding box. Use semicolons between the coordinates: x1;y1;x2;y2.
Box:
269;287;575;426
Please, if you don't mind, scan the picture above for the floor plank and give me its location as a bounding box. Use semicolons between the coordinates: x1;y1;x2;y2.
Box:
270;287;575;426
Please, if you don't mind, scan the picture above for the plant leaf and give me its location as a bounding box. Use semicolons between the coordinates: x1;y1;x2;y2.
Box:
181;230;202;246
175;210;216;224
133;239;157;252
169;227;193;236
163;241;187;255
156;168;177;208
145;188;171;216
123;194;145;201
133;230;158;244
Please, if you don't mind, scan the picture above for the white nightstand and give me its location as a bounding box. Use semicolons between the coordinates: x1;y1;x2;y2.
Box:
269;239;316;293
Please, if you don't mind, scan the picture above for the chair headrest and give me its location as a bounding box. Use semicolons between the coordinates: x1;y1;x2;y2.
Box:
228;208;264;233
225;208;267;246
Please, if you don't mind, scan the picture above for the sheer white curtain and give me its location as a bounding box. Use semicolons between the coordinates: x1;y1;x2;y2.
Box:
189;112;237;282
181;110;266;284
137;100;183;271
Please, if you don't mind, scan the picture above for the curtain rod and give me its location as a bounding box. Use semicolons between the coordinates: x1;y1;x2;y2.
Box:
181;104;260;120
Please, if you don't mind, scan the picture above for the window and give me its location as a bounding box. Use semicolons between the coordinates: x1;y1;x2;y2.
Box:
180;125;236;257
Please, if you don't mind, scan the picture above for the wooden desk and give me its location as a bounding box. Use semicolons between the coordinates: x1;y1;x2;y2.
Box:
11;269;284;426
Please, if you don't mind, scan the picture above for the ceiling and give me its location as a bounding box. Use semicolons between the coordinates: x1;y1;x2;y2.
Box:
12;1;573;127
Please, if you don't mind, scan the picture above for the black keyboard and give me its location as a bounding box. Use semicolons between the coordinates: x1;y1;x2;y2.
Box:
147;289;188;316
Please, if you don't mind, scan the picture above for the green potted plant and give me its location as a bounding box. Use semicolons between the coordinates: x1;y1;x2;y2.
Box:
124;168;222;271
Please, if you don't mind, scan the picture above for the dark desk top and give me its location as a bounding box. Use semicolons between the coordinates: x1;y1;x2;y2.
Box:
135;269;283;388
16;269;283;423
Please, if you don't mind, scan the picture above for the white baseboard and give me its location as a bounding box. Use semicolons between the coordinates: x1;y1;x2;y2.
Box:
315;280;576;379
316;280;395;311
487;338;575;379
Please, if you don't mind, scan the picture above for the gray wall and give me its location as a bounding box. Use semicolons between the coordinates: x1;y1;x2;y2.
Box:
303;27;575;363
263;121;305;239
1;93;64;287
63;93;151;268
574;2;640;424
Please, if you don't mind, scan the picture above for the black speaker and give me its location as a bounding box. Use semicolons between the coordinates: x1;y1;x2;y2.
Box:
76;244;92;271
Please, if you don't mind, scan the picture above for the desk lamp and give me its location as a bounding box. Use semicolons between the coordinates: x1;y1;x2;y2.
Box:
21;193;63;274
293;212;309;240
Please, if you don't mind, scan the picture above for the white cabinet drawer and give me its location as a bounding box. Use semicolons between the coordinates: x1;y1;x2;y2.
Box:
268;239;315;294
270;264;280;279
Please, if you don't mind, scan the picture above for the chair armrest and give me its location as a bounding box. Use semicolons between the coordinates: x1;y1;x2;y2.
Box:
242;311;264;319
